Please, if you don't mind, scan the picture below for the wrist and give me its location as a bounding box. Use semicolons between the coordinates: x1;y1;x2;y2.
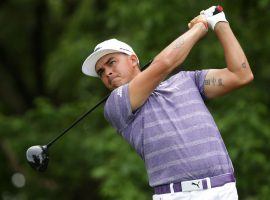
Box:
214;21;230;32
193;22;208;34
200;21;209;30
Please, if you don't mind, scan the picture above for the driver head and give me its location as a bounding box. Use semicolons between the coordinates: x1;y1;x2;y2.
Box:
26;145;49;172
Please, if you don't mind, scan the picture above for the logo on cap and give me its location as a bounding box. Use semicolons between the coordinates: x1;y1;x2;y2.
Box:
119;47;132;53
94;46;102;52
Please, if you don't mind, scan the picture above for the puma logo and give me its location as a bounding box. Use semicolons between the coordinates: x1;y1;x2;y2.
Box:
192;181;200;188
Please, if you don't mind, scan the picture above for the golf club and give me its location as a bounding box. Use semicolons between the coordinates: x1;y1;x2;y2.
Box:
26;59;152;172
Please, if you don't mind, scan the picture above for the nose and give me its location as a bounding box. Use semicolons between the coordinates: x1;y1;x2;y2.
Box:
105;67;113;77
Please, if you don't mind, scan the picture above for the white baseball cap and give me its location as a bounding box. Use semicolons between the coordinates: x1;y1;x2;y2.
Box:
82;38;137;77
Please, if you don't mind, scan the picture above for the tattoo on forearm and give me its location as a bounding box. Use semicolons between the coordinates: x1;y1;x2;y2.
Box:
173;38;185;49
204;77;224;86
242;62;247;68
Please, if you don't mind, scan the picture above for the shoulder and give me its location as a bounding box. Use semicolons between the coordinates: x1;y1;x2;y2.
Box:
104;84;129;116
104;84;136;132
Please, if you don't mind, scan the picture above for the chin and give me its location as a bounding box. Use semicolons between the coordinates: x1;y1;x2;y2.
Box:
110;82;125;90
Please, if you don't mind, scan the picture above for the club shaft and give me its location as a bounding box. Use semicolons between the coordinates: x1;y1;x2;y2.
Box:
46;60;153;148
46;95;109;148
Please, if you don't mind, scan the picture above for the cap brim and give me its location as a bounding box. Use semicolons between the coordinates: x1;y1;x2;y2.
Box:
82;49;120;77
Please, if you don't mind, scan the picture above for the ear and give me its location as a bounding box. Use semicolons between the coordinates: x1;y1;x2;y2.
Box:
129;54;139;68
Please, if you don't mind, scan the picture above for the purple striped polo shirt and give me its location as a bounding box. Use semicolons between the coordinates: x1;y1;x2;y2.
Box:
104;70;234;187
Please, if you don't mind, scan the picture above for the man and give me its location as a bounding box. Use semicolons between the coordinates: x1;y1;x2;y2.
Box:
82;6;253;200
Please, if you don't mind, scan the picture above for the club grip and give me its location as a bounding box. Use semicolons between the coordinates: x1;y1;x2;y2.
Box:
213;5;223;15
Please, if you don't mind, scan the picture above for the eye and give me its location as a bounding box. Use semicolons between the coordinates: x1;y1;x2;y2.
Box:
109;60;116;66
97;68;104;77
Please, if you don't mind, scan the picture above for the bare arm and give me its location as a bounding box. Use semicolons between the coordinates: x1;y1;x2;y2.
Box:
204;22;254;99
129;23;207;111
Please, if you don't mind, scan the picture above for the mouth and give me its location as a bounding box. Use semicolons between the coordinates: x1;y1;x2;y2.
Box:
109;76;120;85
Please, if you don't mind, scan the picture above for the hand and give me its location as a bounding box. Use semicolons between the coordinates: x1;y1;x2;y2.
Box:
188;15;208;31
200;5;228;30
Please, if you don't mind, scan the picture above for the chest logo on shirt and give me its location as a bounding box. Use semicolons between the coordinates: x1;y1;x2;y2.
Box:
117;87;122;97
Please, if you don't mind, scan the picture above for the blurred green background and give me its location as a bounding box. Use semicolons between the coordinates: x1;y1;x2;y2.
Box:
1;0;270;199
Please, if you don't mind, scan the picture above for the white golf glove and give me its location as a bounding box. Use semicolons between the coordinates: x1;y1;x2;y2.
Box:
200;5;228;30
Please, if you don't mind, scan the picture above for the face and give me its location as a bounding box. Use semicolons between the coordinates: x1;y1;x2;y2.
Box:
95;53;139;90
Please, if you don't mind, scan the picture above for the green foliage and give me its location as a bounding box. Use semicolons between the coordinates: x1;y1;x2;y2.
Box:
1;0;270;199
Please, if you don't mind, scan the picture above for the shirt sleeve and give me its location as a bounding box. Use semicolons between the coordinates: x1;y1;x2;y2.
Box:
104;84;135;133
185;70;209;99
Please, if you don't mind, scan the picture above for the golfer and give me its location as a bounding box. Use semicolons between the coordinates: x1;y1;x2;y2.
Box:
82;6;253;200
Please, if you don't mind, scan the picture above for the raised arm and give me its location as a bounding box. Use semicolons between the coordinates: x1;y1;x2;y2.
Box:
203;22;254;99
129;22;207;111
